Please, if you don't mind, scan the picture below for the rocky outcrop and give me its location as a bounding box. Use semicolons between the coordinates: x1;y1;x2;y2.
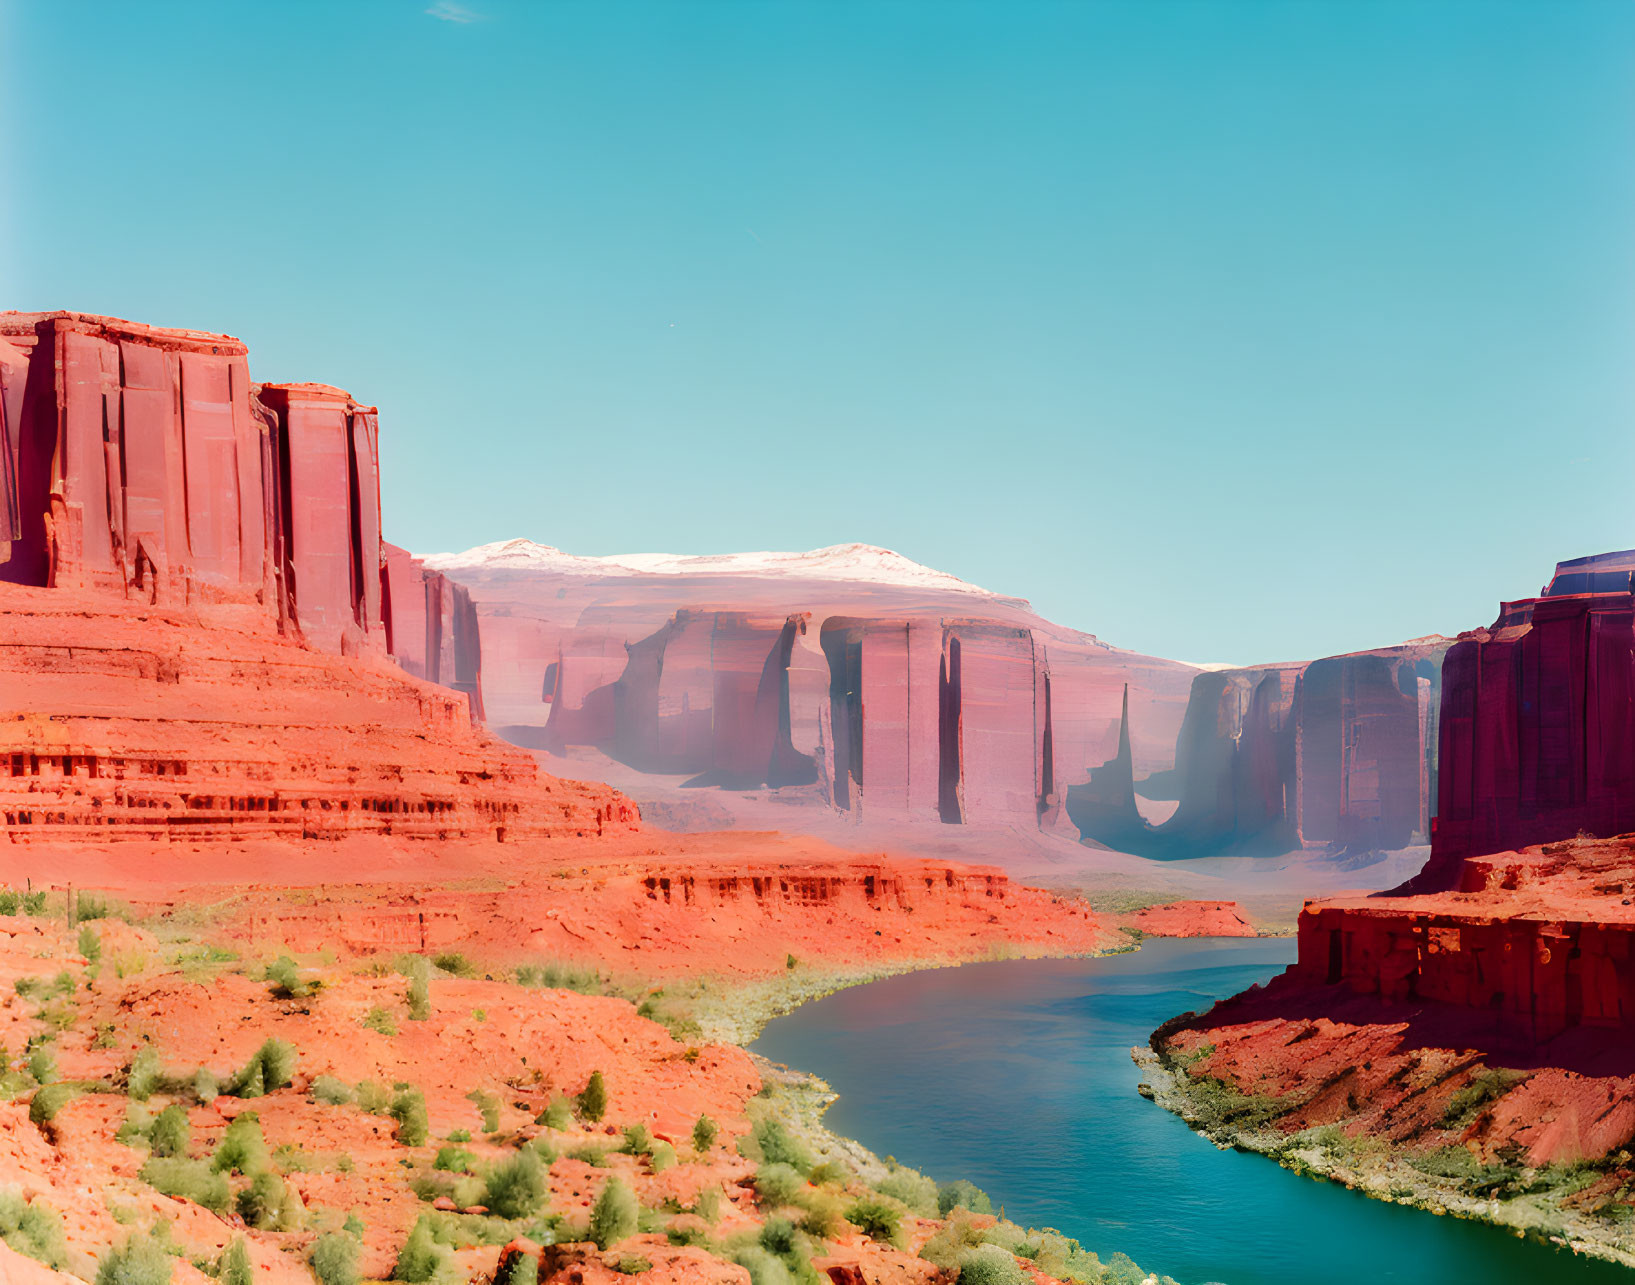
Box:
1069;639;1446;858
1130;900;1257;938
0;312;637;847
420;542;1199;837
1418;572;1635;882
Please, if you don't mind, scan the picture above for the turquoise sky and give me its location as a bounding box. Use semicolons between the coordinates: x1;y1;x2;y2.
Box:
5;1;1633;665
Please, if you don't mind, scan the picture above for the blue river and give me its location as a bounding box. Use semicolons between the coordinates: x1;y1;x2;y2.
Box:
751;938;1627;1285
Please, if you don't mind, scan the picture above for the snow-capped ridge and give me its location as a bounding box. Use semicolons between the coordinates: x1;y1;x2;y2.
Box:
420;539;997;596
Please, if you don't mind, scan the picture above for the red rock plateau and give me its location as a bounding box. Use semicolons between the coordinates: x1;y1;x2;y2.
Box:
1149;555;1635;1247
1127;901;1256;939
0;310;1172;1285
415;542;1201;851
1070;636;1448;861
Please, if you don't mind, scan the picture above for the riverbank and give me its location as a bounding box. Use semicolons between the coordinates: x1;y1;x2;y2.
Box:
1136;1031;1635;1272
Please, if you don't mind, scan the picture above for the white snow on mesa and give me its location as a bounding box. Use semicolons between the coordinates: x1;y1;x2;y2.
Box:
420;539;998;595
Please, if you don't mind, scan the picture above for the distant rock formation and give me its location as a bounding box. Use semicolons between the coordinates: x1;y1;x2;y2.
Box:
420;540;1202;835
1069;638;1447;858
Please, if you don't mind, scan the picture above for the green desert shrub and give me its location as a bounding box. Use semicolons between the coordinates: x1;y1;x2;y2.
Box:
405;957;432;1022
433;1146;476;1172
391;1087;430;1147
495;1249;540;1285
218;1237;254;1285
193;1068;219;1105
845;1197;902;1245
355;1080;393;1114
29;1083;76;1127
28;1043;57;1085
750;1119;813;1174
621;1123;652;1155
730;1246;791;1285
937;1180;994;1216
589;1176;638;1249
0;1187;69;1269
692;1187;723;1224
692;1114;718;1154
797;1193;844;1240
877;1166;938;1217
212;1113;270;1175
538;1096;574;1130
96;1232;174;1285
806;1161;851;1187
312;1075;354;1106
957;1245;1027;1285
577;1070;607;1123
79;923;103;966
148;1104;190;1158
363;1007;398;1037
264;956;315;1000
482;1148;548;1220
393;1215;450;1282
649;1141;675;1174
231;1038;296;1098
237;1170;295;1230
311;1231;361;1285
141;1157;231;1213
433;952;477;977
468;1087;501;1133
755;1163;806;1208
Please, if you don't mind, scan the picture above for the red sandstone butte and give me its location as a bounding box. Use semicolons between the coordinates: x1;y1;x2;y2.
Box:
1160;554;1635;1176
1129;900;1256;938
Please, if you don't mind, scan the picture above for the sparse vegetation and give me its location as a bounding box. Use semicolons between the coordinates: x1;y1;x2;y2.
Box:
538;1096;574;1130
391;1086;430;1147
482;1148;548;1219
692;1113;718;1154
128;1045;163;1100
230;1038;297;1098
96;1232;175;1285
393;1215;451;1282
149;1103;191;1158
957;1245;1027;1285
405;957;432;1021
621;1122;652;1155
938;1179;994;1216
589;1176;638;1249
212;1113;270;1175
468;1087;501;1132
312;1075;355;1106
577;1069;607;1122
754;1163;806;1208
311;1230;362;1285
750;1118;814;1174
29;1082;77;1127
218;1237;254;1285
363;1006;398;1037
264;955;319;1000
845;1196;903;1245
1438;1069;1528;1130
0;1187;69;1269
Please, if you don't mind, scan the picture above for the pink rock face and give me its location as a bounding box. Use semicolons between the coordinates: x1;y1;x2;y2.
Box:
1069;639;1446;859
1130;900;1256;938
0;313;390;659
421;547;1199;838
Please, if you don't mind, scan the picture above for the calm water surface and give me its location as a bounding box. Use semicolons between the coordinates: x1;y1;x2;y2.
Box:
751;938;1628;1285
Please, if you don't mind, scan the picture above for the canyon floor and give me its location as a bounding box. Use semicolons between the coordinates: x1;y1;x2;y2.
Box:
0;829;1204;1285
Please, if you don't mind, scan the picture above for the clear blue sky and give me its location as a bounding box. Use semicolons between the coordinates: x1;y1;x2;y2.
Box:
5;1;1633;665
